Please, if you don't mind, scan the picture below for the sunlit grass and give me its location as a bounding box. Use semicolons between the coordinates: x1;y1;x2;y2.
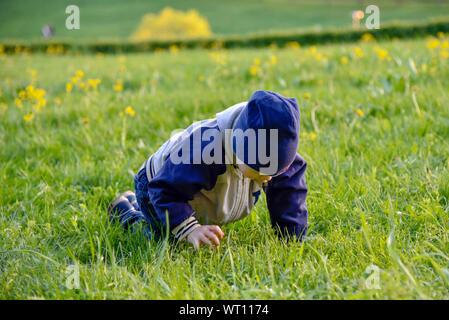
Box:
0;36;448;299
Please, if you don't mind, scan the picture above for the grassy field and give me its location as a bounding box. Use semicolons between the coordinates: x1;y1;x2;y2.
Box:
1;0;449;41
1;35;449;299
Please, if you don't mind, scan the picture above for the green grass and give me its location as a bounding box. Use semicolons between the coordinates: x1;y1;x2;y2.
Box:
1;0;449;41
0;36;449;299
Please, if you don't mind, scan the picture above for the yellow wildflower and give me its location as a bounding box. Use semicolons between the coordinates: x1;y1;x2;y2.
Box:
353;46;363;58
19;90;27;99
375;47;388;60
304;93;311;99
270;56;277;65
23;113;34;122
125;106;135;117
113;80;123;91
14;98;22;108
253;58;261;65
412;85;419;93
87;79;101;89
119;56;126;63
82;118;89;124
249;65;260;76
441;51;449;59
426;39;440;49
76;70;84;78
356;109;364;117
441;40;449;50
169;44;179;53
66;83;73;93
0;103;7;111
341;56;349;64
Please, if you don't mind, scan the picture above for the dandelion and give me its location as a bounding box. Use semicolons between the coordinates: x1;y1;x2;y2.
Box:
353;46;363;58
169;44;179;53
14;98;22;108
23;113;34;122
356;109;364;117
270;56;277;65
87;79;101;90
304;93;311;99
340;56;349;64
249;65;260;76
19;90;27;99
66;83;73;93
253;58;261;65
441;51;449;59
375;47;388;60
441;40;449;50
82;117;89;124
426;39;440;49
113;80;123;91
71;77;79;84
76;70;84;78
125;106;135;117
120;65;127;72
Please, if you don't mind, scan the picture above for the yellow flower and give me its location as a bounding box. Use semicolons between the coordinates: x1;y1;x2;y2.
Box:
0;103;7;111
23;113;34;122
441;40;449;50
119;56;126;63
54;98;62;105
14;98;22;108
441;51;449;59
356;109;364;117
249;65;260;76
82;117;90;124
66;83;73;93
304;93;311;99
125;106;135;117
437;32;446;38
120;65;127;72
270;56;277;65
198;75;205;82
87;79;101;89
169;44;179;53
19;90;27;99
412;85;419;93
353;46;363;58
426;39;440;49
113;80;123;91
375;47;388;60
76;70;84;78
71;77;79;84
253;58;261;65
340;56;349;64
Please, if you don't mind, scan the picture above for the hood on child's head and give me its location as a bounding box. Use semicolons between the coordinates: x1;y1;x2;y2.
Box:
232;90;300;176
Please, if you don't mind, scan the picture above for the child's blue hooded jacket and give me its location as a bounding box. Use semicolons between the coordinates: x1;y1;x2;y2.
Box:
139;91;308;242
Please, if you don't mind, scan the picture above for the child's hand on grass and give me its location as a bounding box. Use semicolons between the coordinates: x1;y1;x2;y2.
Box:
186;225;224;250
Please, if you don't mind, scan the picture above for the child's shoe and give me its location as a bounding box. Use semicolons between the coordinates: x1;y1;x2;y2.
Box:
107;195;135;225
120;190;139;211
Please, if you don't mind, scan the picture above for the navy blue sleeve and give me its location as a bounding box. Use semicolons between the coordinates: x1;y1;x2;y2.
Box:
263;153;308;241
147;160;226;234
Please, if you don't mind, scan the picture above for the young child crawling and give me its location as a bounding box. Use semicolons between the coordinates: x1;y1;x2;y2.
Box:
108;90;308;249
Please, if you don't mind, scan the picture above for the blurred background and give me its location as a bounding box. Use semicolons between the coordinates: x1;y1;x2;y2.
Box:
1;0;449;42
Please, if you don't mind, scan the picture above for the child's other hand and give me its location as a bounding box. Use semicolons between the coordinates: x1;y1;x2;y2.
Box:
186;225;224;250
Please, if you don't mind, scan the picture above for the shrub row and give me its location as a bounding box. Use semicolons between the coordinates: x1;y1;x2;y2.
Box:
1;17;449;54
